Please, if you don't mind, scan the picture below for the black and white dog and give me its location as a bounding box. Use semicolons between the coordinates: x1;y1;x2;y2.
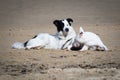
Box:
12;18;76;50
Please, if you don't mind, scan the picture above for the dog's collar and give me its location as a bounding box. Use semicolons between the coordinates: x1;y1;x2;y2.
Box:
55;33;65;40
61;38;72;49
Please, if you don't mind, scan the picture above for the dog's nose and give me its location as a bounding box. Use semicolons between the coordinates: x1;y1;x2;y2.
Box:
65;28;69;32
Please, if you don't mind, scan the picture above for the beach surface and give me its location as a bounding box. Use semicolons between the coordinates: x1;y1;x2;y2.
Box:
0;0;120;80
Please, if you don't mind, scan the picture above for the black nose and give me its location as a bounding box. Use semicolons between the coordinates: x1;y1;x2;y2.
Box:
65;28;69;32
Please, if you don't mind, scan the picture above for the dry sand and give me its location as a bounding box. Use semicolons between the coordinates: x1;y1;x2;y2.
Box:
0;0;120;80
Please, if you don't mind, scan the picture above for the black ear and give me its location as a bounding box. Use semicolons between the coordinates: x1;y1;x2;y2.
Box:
53;20;63;32
53;20;59;26
67;18;73;23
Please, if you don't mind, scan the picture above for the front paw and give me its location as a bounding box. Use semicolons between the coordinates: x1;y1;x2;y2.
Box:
67;45;72;50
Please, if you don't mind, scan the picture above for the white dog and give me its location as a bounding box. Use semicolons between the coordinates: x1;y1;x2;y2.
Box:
68;27;108;51
12;18;76;50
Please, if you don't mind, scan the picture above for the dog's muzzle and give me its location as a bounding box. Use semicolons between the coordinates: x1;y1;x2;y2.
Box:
65;28;69;32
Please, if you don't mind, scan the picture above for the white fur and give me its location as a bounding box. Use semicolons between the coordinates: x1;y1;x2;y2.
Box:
12;19;76;50
68;27;108;51
76;27;108;51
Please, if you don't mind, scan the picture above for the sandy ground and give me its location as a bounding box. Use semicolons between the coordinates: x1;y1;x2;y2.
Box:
0;0;120;80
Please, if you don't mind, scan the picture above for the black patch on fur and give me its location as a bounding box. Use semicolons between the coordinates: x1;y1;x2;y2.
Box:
32;35;37;39
24;41;28;47
53;20;64;32
71;43;84;51
24;35;37;47
67;18;73;26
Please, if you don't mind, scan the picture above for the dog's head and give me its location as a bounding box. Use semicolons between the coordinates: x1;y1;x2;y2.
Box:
53;18;75;38
70;27;85;50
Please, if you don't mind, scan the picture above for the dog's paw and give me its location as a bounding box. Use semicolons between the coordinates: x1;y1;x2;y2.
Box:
67;45;72;50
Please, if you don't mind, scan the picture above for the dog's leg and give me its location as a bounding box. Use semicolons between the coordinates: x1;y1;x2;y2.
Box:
88;45;97;51
80;45;88;51
96;44;108;51
67;44;73;50
25;46;33;50
88;45;107;51
25;45;45;50
25;37;48;50
96;46;105;51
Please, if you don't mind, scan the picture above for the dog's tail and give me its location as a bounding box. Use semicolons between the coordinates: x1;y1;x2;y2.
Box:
12;42;26;49
104;45;109;51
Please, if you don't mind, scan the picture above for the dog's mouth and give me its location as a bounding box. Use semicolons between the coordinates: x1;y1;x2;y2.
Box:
57;29;69;37
63;31;68;37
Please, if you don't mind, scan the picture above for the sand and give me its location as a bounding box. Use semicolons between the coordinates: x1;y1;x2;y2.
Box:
0;0;120;80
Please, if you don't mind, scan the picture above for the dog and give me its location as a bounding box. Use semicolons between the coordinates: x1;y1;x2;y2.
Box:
12;18;76;50
68;27;108;51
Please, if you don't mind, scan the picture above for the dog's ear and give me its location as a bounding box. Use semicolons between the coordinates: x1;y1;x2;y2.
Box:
53;20;59;26
67;18;73;23
79;27;84;36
